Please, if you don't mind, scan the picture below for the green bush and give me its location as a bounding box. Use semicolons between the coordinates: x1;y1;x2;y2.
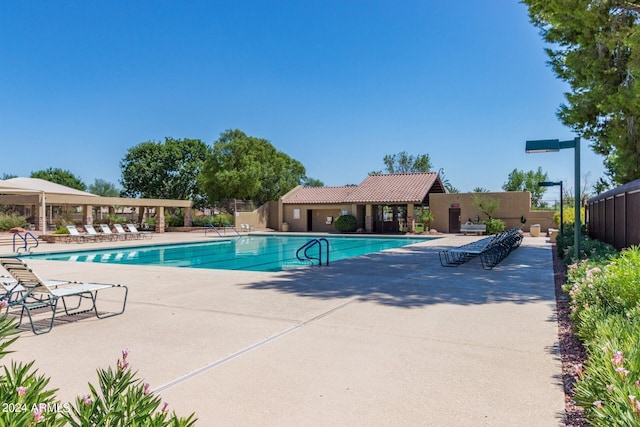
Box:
53;226;69;235
557;223;617;262
334;215;357;232
0;213;28;231
573;313;640;425
192;216;215;227
561;246;640;424
166;213;184;227
64;350;197;426
553;206;585;227
482;218;505;235
215;213;234;227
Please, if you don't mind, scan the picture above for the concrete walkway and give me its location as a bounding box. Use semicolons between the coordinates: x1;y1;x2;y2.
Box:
4;232;564;426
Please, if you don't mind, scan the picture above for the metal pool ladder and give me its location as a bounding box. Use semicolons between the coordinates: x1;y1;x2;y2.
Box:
296;238;330;266
13;232;39;253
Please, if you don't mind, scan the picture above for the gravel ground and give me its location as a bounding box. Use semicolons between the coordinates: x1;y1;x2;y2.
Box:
553;246;588;426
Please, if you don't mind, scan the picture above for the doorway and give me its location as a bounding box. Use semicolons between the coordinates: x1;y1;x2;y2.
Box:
449;208;461;233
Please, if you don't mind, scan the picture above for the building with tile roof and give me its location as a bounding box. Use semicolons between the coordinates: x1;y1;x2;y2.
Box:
278;173;446;232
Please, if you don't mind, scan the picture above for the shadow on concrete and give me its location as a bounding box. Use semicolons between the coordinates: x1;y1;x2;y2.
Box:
243;243;556;308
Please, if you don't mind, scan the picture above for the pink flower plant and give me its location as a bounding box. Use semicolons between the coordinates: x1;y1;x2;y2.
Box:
593;401;603;408
17;386;27;397
33;409;44;424
574;363;584;378
616;367;630;377
612;351;625;367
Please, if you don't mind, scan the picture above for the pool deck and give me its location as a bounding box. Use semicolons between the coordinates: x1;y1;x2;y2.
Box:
2;231;564;425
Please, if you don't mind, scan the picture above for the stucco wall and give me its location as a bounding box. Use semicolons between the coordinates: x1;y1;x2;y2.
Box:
235;202;273;230
430;192;555;233
282;204;355;232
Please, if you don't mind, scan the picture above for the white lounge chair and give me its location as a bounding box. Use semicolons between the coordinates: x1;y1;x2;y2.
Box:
98;224;120;241
66;224;95;243
113;223;137;240
84;224;105;241
0;257;128;335
126;223;152;239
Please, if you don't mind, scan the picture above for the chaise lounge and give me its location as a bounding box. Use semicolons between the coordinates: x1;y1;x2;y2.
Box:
0;257;128;335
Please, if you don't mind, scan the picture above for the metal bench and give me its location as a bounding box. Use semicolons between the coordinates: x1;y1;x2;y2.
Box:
460;223;487;235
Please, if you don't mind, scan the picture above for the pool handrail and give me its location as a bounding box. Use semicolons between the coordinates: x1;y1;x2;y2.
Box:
13;232;39;253
296;238;330;266
204;224;241;237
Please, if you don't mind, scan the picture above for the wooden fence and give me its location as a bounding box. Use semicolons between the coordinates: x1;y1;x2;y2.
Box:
587;178;640;250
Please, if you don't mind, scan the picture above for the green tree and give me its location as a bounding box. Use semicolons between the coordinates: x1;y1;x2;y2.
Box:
445;184;460;193
88;179;120;197
502;167;549;208
199;129;306;206
419;210;434;230
381;151;431;173
30;168;86;191
1;173;17;180
473;187;490;193
303;177;324;187
523;1;640;184
120;138;209;208
471;193;500;219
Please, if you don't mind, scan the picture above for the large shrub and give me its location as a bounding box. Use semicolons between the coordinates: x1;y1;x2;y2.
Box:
334;215;357;232
482;218;505;235
165;212;184;227
557;223;617;262
553;206;585;228
0;213;28;231
561;246;640;424
573;313;640;425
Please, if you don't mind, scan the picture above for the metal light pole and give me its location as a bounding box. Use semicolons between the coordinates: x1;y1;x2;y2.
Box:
526;137;581;259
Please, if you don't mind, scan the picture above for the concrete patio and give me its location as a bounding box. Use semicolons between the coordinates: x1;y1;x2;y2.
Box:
3;232;564;426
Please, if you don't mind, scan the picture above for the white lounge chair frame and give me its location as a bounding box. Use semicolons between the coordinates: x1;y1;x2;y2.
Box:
126;223;152;239
0;257;128;335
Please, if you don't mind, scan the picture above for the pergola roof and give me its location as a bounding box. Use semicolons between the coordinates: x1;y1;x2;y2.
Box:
283;173;445;205
0;178;97;196
0;178;191;208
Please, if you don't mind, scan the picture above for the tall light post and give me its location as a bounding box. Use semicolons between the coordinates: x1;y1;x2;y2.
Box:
526;137;581;259
437;168;446;192
538;181;563;234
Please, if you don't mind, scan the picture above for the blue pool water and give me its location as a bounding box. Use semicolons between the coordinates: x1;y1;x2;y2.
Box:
27;235;433;272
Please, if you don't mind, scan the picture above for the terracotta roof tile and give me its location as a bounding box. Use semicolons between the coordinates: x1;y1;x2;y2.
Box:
344;173;438;203
283;186;356;204
282;173;443;205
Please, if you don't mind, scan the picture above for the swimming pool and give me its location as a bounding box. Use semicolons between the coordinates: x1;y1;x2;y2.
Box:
27;235;434;272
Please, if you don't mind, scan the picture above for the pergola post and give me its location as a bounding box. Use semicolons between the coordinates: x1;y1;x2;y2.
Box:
38;192;46;233
184;207;193;227
156;206;165;233
83;205;94;225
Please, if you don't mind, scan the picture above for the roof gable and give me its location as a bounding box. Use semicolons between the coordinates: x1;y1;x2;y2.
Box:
282;173;444;205
283;186;356;204
344;173;439;203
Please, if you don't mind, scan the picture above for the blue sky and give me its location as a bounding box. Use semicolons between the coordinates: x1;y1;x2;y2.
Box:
0;0;605;200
